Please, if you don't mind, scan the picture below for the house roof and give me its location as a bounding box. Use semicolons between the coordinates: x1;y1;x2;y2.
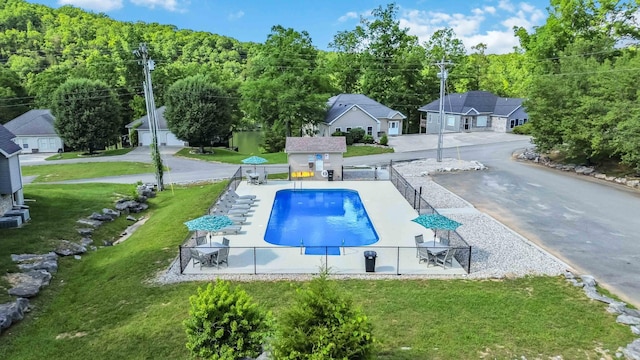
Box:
418;91;527;119
125;106;169;130
325;94;406;124
0;124;22;158
4;109;58;136
285;136;347;153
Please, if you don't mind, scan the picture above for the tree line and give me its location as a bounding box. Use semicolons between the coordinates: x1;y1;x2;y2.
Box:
2;0;640;171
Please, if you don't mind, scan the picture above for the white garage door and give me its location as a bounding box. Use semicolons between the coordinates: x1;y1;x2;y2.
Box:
140;131;152;146
165;132;185;146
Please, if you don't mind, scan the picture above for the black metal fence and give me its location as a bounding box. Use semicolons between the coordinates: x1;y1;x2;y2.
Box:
178;245;471;274
342;164;389;181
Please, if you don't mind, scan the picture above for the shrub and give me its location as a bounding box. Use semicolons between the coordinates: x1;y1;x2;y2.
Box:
270;271;375;360
331;130;344;137
512;122;533;135
184;280;270;360
379;134;388;146
362;135;374;144
349;128;366;143
345;132;354;145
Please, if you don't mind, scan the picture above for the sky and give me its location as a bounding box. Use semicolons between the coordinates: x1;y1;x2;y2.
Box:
26;0;550;54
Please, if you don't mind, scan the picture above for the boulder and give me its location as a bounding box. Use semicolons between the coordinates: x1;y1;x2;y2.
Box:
80;237;93;247
102;208;121;219
0;298;29;333
580;275;597;286
55;240;87;256
11;252;57;263
11;252;59;273
617;315;640;325
77;228;93;236
623;339;640;360
76;218;103;228
89;212;113;222
7;270;52;298
626;180;640;188
17;260;58;273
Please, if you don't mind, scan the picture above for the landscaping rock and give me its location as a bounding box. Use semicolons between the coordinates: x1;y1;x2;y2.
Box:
80;237;93;247
89;212;113;222
55;240;87;256
76;218;103;228
102;208;121;219
617;315;640;325
126;215;137;221
11;252;57;263
115;199;148;213
632;326;640;335
7;270;52;297
580;275;597;286
623;339;640;360
0;298;29;333
77;228;93;236
17;259;58;273
137;184;156;198
11;252;59;273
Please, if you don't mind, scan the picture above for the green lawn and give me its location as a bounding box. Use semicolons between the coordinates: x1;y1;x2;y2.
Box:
45;148;134;161
22;162;158;183
0;183;634;359
176;145;394;164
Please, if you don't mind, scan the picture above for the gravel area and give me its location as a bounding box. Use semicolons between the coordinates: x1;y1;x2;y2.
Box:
153;158;569;285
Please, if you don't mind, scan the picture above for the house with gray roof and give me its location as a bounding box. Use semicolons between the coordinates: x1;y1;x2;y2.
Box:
318;94;406;141
125;106;186;147
0;124;25;220
4;109;64;153
285;136;347;181
418;91;529;134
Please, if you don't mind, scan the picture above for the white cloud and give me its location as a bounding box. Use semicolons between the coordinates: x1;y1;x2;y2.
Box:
398;2;545;54
57;0;123;12
228;10;244;21
130;0;188;12
338;11;358;23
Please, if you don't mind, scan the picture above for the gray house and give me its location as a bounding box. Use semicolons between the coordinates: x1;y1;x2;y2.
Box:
4;109;64;153
318;94;406;140
125;106;187;147
0;124;25;220
418;91;529;134
285;136;347;181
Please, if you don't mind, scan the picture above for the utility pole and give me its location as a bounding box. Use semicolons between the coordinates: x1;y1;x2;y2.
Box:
435;58;452;162
134;43;164;191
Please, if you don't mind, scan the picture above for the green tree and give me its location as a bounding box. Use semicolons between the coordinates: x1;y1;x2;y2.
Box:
240;25;330;151
184;280;270;360
51;78;121;153
164;74;234;153
271;271;375;359
0;65;29;124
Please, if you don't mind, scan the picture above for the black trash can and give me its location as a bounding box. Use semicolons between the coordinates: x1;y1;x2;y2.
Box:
327;169;334;181
364;251;377;272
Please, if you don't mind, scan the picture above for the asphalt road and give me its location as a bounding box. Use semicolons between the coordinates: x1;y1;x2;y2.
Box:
429;142;640;308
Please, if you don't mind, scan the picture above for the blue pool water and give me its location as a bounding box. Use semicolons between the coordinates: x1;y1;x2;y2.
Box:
264;189;379;255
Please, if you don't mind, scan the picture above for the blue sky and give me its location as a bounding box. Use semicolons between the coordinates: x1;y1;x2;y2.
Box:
27;0;550;54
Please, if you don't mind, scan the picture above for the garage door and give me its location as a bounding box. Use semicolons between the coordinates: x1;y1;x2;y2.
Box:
165;132;185;146
140;131;152;146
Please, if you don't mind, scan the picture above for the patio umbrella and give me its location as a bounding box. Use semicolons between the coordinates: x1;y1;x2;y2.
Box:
241;155;268;172
184;215;234;232
411;213;462;245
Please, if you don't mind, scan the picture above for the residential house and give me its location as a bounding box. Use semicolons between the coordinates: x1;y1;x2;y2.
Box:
418;91;529;134
0;124;25;220
4;109;64;153
318;94;406;141
285;136;347;181
126;106;187;147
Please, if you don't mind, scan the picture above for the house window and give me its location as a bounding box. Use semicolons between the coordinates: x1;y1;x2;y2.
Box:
367;126;373;135
22;143;29;149
346;127;352;132
335;127;341;133
523;118;528;124
518;119;524;126
510;120;516;128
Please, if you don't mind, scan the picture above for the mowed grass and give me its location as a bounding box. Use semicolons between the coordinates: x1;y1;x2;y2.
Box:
0;183;634;359
176;145;394;164
21;162;157;182
45;148;134;161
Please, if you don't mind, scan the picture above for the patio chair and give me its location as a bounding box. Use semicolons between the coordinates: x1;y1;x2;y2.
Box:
435;248;457;269
211;242;229;268
257;172;266;184
190;248;212;269
245;170;254;184
218;199;253;209
229;190;257;200
223;193;255;205
417;246;435;266
194;235;207;246
222;237;230;246
210;207;252;217
214;225;242;235
414;234;424;257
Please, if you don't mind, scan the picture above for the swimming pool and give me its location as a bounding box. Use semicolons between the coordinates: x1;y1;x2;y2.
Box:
264;189;379;255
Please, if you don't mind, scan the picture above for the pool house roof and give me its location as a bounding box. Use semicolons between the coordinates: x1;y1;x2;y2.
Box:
285;136;347;153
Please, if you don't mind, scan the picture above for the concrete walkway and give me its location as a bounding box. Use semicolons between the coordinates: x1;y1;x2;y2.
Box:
387;132;530;152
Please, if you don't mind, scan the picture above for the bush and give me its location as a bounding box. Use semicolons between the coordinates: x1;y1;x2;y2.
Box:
270;271;375;360
262;129;286;152
349;128;365;143
345;132;354;145
362;135;374;144
184;280;270;360
512;122;533;135
379;134;388;146
331;130;344;137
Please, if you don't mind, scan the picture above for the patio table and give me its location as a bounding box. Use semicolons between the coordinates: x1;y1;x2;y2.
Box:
195;242;228;256
417;243;449;256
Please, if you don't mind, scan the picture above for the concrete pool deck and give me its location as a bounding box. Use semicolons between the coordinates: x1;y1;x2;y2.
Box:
181;180;467;276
